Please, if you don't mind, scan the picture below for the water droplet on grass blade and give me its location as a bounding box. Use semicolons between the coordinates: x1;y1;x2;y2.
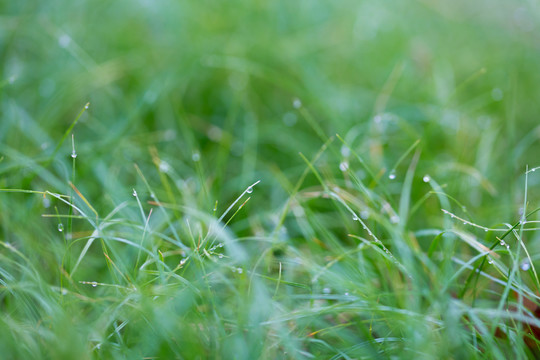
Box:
58;34;71;48
521;260;531;271
491;88;503;101
207;126;223;141
58;223;64;232
192;152;200;162
159;161;170;173
388;171;396;180
282;112;297;127
132;189;137;197
323;287;331;294
423;175;430;183
246;186;253;194
339;161;349;171
71;134;77;159
293;98;302;109
91;282;98;287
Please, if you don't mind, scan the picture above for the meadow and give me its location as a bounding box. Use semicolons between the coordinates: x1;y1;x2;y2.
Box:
2;0;540;358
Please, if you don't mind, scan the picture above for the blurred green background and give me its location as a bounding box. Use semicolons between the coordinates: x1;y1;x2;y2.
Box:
4;0;540;215
2;0;540;358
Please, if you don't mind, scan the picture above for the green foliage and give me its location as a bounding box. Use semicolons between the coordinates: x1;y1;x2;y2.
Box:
2;0;540;358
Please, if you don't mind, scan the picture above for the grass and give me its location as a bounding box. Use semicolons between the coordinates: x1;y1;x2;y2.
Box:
2;0;540;358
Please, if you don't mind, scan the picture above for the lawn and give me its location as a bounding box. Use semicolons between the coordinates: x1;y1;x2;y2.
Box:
2;0;540;358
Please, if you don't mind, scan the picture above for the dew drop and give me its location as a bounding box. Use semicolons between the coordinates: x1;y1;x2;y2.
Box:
388;171;396;180
159;161;170;173
192;152;201;162
339;161;349;172
237;268;243;274
360;210;369;219
58;223;64;232
58;34;71;48
231;267;236;273
91;281;98;287
207;126;223;142
390;215;400;224
484;228;488;232
340;146;351;157
84;103;89;110
246;186;253;194
521;260;531;271
282;112;297;126
71;151;77;159
132;189;137;197
491;88;503;101
323;287;331;294
488;259;493;265
352;215;359;221
422;175;430;183
218;254;224;259
344;292;349;296
293;98;302;109
500;240;506;246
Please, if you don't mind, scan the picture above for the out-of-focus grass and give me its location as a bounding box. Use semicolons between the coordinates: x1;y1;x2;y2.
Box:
2;0;540;358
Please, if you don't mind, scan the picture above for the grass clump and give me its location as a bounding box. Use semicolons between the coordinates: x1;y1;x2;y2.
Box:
2;0;540;358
